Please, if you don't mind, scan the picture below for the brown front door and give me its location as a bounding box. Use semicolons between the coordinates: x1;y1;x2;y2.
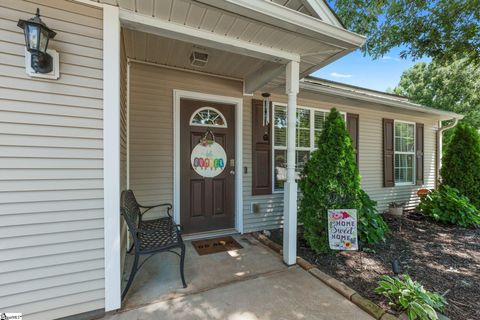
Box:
180;99;235;234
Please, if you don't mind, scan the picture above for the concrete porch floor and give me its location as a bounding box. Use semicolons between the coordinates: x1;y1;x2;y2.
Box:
104;234;373;320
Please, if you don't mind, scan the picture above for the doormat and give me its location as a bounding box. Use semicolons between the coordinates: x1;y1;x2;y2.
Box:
192;236;243;256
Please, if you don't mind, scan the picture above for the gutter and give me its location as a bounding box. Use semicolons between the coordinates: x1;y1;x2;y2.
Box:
436;118;460;187
300;80;463;119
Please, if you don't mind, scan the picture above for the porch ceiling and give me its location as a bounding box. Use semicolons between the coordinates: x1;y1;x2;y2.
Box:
123;28;275;80
96;0;365;92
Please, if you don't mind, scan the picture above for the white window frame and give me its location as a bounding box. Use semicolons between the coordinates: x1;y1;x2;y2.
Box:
271;102;346;193
394;120;416;186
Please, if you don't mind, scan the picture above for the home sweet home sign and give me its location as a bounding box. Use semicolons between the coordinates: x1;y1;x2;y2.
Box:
328;209;358;251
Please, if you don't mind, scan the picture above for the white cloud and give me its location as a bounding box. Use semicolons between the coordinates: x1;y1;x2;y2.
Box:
381;56;401;62
330;72;352;78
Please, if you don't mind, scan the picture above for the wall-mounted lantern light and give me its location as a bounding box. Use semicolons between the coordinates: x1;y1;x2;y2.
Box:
18;8;57;74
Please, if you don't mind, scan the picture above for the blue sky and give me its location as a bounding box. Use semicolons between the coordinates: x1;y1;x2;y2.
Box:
311;47;431;93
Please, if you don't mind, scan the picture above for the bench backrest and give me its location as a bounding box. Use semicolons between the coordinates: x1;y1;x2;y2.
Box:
121;189;141;233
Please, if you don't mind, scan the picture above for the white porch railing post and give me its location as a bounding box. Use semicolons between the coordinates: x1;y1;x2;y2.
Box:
283;60;299;266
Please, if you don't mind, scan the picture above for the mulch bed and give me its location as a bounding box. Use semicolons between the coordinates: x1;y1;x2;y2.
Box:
268;214;480;320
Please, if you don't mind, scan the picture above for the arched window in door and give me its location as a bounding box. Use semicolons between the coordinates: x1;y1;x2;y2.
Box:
189;107;227;128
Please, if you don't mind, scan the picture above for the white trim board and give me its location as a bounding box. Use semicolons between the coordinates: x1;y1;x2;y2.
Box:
300;0;343;27
103;5;121;312
126;61;131;190
173;90;244;234
125;60;131;251
195;0;364;48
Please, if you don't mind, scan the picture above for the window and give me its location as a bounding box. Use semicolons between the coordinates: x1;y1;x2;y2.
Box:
190;107;227;127
394;121;415;185
272;104;345;191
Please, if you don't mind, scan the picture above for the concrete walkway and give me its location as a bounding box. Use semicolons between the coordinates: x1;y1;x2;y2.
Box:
104;235;373;320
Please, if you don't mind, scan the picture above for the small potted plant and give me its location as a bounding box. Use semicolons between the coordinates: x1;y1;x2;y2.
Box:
389;201;405;217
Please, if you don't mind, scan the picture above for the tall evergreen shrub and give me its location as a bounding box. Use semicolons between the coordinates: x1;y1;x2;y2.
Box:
441;124;480;208
299;109;387;253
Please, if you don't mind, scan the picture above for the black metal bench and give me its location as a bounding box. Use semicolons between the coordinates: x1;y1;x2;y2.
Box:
121;189;187;300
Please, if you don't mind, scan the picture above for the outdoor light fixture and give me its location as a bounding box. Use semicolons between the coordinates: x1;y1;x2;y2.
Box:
190;47;209;67
18;8;57;74
262;92;271;126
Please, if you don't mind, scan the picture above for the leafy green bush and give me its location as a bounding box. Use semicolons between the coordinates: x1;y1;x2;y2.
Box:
441;124;480;208
299;108;388;253
358;190;389;244
419;186;480;227
375;275;447;320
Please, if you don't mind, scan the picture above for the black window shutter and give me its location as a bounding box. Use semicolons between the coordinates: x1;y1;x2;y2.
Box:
416;123;424;185
252;99;272;195
383;118;395;187
347;113;359;164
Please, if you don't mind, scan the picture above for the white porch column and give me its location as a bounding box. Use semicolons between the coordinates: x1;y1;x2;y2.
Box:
103;5;121;311
283;60;299;265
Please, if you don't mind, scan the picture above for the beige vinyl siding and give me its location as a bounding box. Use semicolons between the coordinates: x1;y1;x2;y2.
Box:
128;63;439;234
242;92;438;232
129;63;243;216
241;97;285;232
0;1;104;319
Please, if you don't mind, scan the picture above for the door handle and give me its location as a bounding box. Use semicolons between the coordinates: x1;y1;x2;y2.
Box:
229;170;235;175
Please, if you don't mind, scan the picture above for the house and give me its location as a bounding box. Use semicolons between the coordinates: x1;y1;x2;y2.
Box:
0;0;462;319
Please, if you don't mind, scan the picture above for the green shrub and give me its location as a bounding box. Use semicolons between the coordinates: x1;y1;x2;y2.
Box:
358;190;389;244
419;186;480;227
375;275;447;320
299;108;388;253
441;124;480;208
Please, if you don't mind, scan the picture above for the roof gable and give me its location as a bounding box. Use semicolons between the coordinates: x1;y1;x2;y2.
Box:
271;0;344;28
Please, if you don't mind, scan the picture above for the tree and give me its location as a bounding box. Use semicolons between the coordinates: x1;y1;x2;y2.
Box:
440;124;480;208
393;58;480;145
299;109;388;253
331;0;480;64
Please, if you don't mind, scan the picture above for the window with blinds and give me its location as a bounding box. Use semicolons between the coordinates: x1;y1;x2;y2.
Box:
394;121;416;185
272;104;346;191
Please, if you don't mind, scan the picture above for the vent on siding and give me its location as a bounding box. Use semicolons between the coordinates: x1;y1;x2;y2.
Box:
190;48;209;67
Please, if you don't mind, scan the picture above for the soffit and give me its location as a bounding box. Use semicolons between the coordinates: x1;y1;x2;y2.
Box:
93;0;363;91
123;26;346;92
98;0;336;22
94;0;350;56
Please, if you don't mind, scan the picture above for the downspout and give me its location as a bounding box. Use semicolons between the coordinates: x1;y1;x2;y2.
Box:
436;118;460;187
